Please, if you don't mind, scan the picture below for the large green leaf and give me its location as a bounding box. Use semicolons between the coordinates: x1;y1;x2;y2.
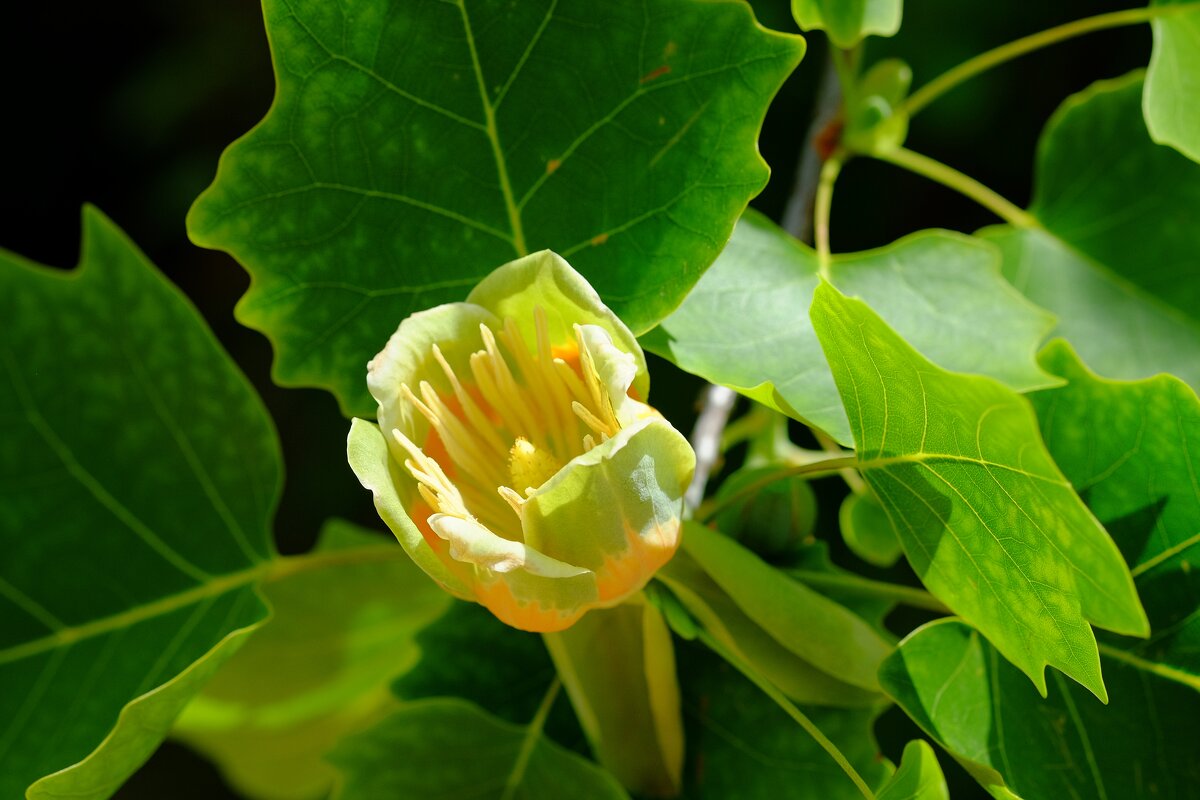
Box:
1146;0;1200;162
644;211;1056;444
0;207;280;798
328;698;630;800
809;283;1147;700
980;72;1200;392
881;619;1200;800
659;521;892;701
187;0;805;415
678;640;891;799
876;741;947;800
790;0;902;48
172;520;451;800
1031;341;1200;686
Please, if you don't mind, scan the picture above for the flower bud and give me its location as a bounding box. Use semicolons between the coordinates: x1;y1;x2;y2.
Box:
348;251;695;632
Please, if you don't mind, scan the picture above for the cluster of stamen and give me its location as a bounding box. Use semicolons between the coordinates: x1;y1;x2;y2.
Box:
392;307;622;540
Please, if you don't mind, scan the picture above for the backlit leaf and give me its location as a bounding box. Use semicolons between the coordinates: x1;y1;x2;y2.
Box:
810;283;1147;699
0;208;280;798
980;72;1200;391
172;520;451;800
881;619;1200;799
790;0;902;48
645;211;1056;444
1145;0;1200;162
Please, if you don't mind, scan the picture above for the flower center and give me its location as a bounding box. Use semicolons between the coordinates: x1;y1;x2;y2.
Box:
391;307;621;539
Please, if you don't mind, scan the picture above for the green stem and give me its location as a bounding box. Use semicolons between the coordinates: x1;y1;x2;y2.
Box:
870;146;1038;228
697;629;876;800
814;151;846;278
791;570;951;613
904;4;1200;117
697;456;859;523
502;678;562;800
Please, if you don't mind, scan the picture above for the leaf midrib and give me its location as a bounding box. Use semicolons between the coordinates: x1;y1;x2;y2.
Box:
0;545;407;668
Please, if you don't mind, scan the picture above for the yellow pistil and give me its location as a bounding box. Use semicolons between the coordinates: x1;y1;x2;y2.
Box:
396;308;622;535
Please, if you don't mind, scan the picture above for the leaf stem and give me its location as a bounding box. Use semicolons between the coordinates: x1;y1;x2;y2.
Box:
815;151;846;278
870;147;1038;228
697;456;859;523
697;629;876;800
904;4;1200;117
501;678;562;800
791;570;951;613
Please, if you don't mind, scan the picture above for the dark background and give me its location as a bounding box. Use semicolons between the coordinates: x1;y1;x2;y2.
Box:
0;0;1150;796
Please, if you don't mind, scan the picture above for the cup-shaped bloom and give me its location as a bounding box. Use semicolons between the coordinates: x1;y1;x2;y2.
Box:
348;251;695;632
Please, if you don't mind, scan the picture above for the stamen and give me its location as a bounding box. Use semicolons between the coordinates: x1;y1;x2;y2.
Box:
572;401;615;438
415;381;506;487
499;317;566;454
498;485;525;516
479;324;546;448
431;344;508;458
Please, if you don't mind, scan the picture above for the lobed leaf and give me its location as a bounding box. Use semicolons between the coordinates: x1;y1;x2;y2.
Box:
187;0;805;415
876;740;948;800
981;72;1200;392
810;283;1147;699
881;619;1200;799
1145;0;1200;162
1031;341;1200;687
171;520;452;800
645;211;1056;444
790;0;902;48
0;208;280;798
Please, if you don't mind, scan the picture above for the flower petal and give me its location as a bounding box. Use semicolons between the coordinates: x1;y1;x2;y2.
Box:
467;251;649;400
522;417;695;605
367;302;498;446
346;419;473;598
427;513;589;578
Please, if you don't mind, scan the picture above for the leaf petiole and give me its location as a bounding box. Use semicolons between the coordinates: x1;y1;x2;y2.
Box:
903;3;1200;117
814;150;846;276
697;455;860;523
869;146;1038;228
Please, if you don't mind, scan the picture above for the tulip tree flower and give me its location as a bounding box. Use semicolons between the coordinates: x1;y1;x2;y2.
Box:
347;251;694;796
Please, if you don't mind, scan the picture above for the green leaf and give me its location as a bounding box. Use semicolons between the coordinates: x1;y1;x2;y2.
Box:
876;740;947;800
1146;0;1200;162
659;521;892;700
809;283;1147;700
0;207;280;798
645;210;1057;444
839;491;902;569
172;519;452;800
881;619;1200;799
980;72;1200;391
1031;341;1200;686
394;602;569;727
678;640;890;799
187;0;805;415
790;0;902;48
328;697;630;800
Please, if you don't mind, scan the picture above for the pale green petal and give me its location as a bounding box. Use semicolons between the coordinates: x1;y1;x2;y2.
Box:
521;418;694;602
467;250;649;400
427;514;590;579
366;302;498;445
346;418;472;599
577;323;655;427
